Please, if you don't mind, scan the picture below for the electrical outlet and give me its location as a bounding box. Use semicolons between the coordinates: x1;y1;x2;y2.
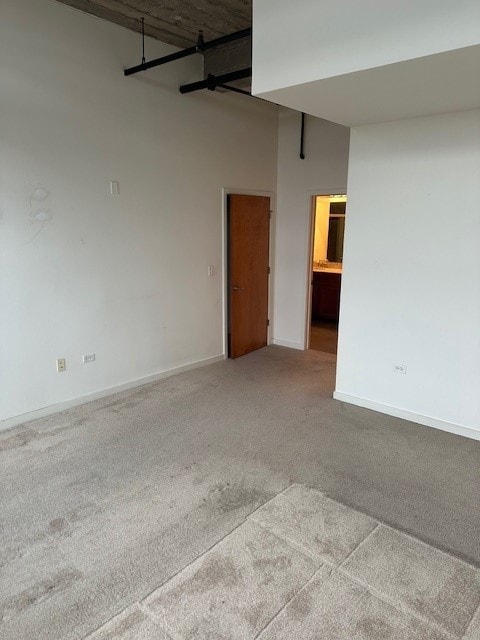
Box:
82;353;96;364
393;363;407;375
56;358;66;372
207;265;214;277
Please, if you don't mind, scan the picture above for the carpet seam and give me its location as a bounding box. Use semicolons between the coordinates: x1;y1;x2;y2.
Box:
336;566;460;640
251;483;382;539
139;602;185;640
244;482;297;519
250;504;380;568
380;522;480;571
316;492;480;570
461;600;480;639
248;518;322;564
139;485;293;602
336;522;381;568
253;565;328;639
81;603;171;640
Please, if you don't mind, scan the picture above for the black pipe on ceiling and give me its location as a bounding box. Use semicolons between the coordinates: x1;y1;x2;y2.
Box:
179;68;252;94
217;84;252;97
124;27;252;77
218;84;286;111
300;112;306;159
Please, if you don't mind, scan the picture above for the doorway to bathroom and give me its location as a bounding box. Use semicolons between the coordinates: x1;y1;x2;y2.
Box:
307;194;346;354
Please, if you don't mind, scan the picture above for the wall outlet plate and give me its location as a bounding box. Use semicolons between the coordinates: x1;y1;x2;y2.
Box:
56;358;66;372
110;180;119;195
82;353;96;364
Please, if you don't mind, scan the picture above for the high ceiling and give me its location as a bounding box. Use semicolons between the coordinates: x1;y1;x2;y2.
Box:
55;0;252;48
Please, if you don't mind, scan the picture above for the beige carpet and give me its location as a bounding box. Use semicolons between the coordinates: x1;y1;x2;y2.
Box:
87;485;480;640
1;346;479;639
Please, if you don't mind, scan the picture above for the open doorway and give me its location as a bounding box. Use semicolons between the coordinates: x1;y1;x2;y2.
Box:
308;194;346;354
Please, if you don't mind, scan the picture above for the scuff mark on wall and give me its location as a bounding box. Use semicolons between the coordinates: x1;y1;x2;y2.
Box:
25;185;53;243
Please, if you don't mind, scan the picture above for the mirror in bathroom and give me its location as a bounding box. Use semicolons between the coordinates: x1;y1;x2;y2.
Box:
327;201;346;263
313;195;346;267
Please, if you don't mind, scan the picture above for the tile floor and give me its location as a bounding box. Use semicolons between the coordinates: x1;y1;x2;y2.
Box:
309;321;338;354
85;485;480;640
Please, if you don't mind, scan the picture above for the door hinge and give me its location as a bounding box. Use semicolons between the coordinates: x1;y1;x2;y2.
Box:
269;211;273;219
267;266;271;275
267;318;270;327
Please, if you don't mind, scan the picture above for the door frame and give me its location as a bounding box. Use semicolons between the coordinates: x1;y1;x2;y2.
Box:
304;188;347;350
221;188;276;358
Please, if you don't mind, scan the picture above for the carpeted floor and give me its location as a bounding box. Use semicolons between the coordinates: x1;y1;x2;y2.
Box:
88;485;480;640
1;346;479;639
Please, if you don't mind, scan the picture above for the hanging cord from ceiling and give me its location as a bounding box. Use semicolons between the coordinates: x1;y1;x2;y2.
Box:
124;25;251;76
141;17;145;66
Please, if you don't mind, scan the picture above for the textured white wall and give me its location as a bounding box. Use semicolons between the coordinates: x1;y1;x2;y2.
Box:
253;0;480;94
272;110;350;348
336;109;480;438
0;0;278;425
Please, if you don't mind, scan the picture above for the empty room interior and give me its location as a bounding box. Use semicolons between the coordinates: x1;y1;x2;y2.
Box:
1;1;480;639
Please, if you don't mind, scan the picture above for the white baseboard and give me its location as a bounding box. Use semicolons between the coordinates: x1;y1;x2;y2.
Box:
1;354;226;433
271;338;304;350
333;391;480;442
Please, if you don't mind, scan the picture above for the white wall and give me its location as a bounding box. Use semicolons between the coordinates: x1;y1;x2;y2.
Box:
336;109;480;439
253;0;480;94
0;0;278;427
272;109;349;349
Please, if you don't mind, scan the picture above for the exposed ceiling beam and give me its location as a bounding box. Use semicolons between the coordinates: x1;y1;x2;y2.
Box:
55;0;251;48
124;27;251;76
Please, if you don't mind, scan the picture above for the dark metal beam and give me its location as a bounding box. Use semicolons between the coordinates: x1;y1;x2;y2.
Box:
124;27;252;76
179;67;252;94
218;84;284;110
217;83;252;97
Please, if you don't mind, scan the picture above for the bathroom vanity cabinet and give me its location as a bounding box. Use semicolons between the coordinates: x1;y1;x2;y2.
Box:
312;271;341;321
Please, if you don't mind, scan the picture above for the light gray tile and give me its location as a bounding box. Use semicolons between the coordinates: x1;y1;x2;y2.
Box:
341;525;480;638
143;520;317;640
249;484;378;564
257;566;449;640
85;604;172;639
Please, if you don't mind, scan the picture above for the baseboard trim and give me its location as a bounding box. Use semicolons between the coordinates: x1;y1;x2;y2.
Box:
1;354;226;433
271;339;304;350
333;391;480;442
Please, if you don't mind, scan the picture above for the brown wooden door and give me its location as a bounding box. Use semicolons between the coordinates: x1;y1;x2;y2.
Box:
228;194;270;359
